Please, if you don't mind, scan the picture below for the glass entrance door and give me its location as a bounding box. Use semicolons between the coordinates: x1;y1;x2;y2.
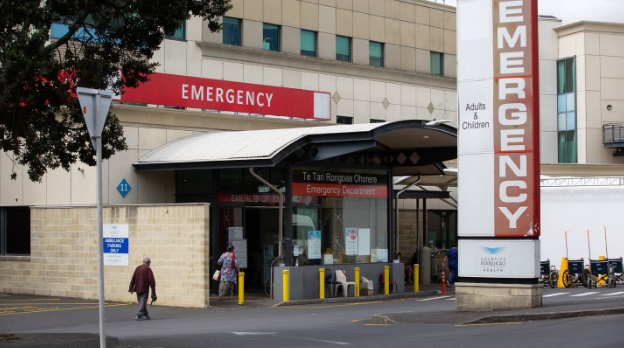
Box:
244;207;279;290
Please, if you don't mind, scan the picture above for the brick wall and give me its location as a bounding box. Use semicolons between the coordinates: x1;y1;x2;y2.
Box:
0;204;210;308
396;209;421;262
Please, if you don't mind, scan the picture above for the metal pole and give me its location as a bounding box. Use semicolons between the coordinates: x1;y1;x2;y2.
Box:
95;92;106;348
249;168;282;299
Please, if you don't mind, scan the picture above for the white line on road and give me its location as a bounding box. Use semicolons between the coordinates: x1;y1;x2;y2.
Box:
417;296;452;301
570;292;600;297
232;332;350;345
542;293;569;297
599;291;624;296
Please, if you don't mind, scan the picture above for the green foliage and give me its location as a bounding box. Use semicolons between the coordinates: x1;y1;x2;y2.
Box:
0;0;232;181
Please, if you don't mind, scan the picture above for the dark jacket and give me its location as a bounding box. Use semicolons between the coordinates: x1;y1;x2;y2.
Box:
129;264;156;294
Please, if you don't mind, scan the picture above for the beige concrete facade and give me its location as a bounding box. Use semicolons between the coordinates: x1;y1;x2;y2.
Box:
540;19;624;165
3;0;459;209
3;2;624;306
0;204;211;308
455;283;543;312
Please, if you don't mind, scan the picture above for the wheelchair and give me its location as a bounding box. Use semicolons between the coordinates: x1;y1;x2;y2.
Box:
586;259;609;288
561;258;590;288
540;260;558;288
607;257;624;287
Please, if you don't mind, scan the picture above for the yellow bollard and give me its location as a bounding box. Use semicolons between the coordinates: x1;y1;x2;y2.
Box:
238;271;245;306
558;257;568;288
319;268;325;299
282;269;289;302
384;265;390;295
355;267;360;297
413;264;419;292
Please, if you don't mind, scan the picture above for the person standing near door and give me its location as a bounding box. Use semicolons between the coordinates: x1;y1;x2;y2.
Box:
217;244;239;301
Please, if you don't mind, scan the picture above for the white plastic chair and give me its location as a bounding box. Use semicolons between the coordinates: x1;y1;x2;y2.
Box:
335;270;356;297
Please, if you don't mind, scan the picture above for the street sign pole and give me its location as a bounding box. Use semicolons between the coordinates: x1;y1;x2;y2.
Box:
95;92;105;348
77;87;113;348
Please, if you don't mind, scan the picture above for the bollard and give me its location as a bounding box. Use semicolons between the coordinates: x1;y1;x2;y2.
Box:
282;269;289;302
238;271;245;306
319;268;325;299
384;265;390;295
441;269;447;295
355;267;360;297
558;257;568;288
413;264;419;292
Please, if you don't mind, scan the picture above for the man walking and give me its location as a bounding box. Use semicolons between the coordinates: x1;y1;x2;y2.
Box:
442;244;458;287
129;257;156;320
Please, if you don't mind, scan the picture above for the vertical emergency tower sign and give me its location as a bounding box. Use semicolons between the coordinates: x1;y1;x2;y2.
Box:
457;0;540;279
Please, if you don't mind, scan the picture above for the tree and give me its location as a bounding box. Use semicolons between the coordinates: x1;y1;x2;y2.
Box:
0;0;232;181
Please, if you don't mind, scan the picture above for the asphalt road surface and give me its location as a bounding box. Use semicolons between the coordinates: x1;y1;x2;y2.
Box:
2;287;624;347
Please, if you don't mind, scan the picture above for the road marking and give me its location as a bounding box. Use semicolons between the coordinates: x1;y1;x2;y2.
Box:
446;298;456;301
0;303;131;316
600;291;624;296
542;292;569;297
232;332;349;345
0;298;61;303
278;334;350;345
417;296;452;301
570;292;600;297
457;322;522;327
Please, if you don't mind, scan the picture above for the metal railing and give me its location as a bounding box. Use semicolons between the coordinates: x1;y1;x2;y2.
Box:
541;176;624;187
603;123;624;146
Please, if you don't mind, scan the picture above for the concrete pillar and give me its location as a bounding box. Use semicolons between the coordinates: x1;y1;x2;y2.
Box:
419;246;431;284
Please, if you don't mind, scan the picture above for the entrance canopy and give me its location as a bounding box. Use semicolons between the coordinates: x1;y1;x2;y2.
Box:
134;120;457;175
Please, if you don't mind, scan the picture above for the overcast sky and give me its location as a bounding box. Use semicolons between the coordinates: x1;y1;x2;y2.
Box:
431;0;624;25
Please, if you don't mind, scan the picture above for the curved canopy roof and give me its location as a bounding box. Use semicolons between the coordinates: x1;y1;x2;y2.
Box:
134;120;457;176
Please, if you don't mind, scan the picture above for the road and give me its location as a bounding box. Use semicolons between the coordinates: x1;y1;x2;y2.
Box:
2;287;624;347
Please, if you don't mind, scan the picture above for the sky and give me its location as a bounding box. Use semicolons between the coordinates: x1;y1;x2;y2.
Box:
429;0;624;25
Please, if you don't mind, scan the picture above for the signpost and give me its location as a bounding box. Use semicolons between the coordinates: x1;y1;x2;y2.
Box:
456;0;541;311
77;87;113;348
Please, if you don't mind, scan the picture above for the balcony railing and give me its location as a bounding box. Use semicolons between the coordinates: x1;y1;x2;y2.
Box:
603;123;624;156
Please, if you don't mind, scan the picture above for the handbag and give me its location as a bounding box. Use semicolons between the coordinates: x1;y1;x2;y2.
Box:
212;269;221;281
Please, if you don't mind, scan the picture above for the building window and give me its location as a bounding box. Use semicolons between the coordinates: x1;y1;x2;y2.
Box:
337;116;353;124
263;24;280;51
166;21;186;40
223;17;241;46
0;207;31;255
431;51;444;76
336;36;351;62
301;30;317;57
557;57;577;163
292;168;389;265
369;41;384;67
370;119;385;123
50;22;97;40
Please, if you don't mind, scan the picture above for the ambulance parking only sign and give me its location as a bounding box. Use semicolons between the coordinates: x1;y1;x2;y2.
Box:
103;224;129;266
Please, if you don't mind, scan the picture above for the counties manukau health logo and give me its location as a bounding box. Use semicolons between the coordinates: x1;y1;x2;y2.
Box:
480;245;506;273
